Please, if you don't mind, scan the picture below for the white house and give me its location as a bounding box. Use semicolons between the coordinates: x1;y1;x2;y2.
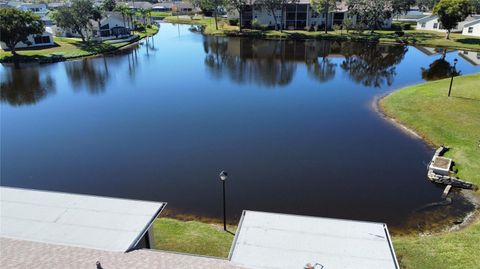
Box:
462;19;480;36
0;32;54;50
230;0;391;30
50;12;130;40
17;3;49;15
416;15;480;33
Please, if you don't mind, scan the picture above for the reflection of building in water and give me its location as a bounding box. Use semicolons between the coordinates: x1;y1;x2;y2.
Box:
204;37;407;88
414;46;443;56
458;50;480;66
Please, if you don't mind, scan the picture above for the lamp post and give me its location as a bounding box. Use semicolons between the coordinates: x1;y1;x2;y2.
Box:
219;170;228;231
448;58;458;97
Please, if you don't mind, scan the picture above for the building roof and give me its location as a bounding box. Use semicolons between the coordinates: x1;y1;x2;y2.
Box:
127;1;153;9
464;19;480;27
417;15;438;23
229;211;399;269
0;187;165;252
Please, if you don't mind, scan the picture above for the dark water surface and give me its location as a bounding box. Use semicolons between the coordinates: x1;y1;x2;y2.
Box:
1;23;479;231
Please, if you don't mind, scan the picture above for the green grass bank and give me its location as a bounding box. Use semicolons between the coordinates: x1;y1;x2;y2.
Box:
152;218;237;258
381;73;480;269
164;16;480;51
0;26;158;63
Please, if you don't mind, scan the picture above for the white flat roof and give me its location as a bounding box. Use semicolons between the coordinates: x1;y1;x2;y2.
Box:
229;211;399;269
0;187;165;252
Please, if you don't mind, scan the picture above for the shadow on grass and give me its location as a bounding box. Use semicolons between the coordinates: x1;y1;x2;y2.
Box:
456;38;480;45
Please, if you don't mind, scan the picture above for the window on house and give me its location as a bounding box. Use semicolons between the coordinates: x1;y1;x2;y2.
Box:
33;35;50;44
468;27;473;33
421;22;426;28
433;23;438;29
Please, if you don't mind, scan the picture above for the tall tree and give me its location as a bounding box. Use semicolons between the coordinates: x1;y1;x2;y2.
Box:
433;0;474;39
0;8;45;55
102;0;116;11
258;0;298;31
92;6;104;37
198;0;225;30
347;0;392;32
416;0;438;11
311;0;338;33
392;0;416;17
50;0;95;42
226;0;248;31
115;4;129;29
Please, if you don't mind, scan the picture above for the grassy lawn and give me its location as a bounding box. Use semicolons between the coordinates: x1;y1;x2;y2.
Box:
164;16;480;50
381;73;480;269
0;25;158;63
152;218;237;258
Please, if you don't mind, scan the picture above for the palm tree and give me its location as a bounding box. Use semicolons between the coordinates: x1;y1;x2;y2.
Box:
145;7;152;25
115;4;129;30
91;6;104;38
139;7;147;25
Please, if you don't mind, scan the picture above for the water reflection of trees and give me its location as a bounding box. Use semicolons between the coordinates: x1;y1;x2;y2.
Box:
203;37;296;87
339;43;407;88
64;58;111;94
1;66;56;106
421;51;460;81
203;37;407;88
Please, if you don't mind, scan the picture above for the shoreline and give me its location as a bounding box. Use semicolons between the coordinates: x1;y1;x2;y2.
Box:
375;87;480;234
164;19;480;51
0;27;159;64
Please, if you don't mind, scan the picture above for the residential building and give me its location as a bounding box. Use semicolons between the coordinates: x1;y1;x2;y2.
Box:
416;15;480;33
230;0;392;30
152;1;195;14
393;7;430;22
462;19;480;36
0;31;54;50
50;12;130;40
127;1;153;11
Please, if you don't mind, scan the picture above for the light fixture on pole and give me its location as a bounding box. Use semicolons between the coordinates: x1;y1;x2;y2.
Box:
448;58;458;97
219;170;228;231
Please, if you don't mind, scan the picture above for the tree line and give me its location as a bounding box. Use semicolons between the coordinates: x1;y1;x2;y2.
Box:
189;0;478;36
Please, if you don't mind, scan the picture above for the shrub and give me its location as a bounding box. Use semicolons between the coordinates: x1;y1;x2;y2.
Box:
146;24;152;28
395;30;405;37
402;23;412;30
355;23;366;34
229;18;239;26
332;24;342;32
342;18;353;33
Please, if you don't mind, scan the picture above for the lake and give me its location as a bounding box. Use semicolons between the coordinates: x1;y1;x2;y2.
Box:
1;23;479;232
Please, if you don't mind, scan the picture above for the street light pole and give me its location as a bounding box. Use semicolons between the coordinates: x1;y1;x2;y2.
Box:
448;58;458;97
219;170;228;231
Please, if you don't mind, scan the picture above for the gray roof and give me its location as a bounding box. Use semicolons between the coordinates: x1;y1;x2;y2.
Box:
230;210;400;269
0;187;165;252
128;1;153;9
464;19;480;27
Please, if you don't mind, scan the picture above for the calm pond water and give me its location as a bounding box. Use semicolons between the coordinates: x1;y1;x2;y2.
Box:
1;23;479;232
